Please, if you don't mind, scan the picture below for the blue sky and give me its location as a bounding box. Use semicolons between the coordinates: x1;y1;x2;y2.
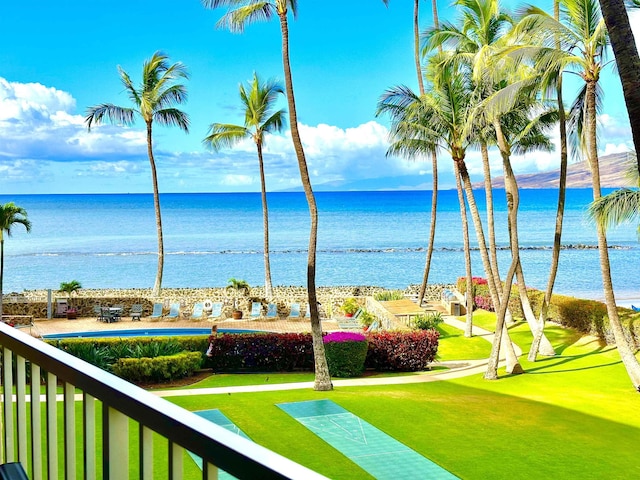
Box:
0;0;638;194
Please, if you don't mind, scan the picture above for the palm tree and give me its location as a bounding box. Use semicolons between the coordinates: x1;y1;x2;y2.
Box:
597;0;640;169
203;0;332;391
382;0;439;308
203;73;286;300
85;52;190;297
422;0;514;329
520;0;640;389
378;59;523;375
0;203;31;318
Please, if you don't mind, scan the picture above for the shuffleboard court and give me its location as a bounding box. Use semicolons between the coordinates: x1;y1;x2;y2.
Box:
278;399;458;480
189;409;251;479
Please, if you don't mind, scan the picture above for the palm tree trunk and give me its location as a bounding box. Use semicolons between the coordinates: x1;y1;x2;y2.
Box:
279;12;332;391
531;17;567;360
453;161;473;337
480;141;513;324
418;153;438;307
414;0;425;96
456;156;522;376
597;0;640;173
414;0;439;309
490;120;526;377
586;80;640;391
147;122;164;297
257;142;273;299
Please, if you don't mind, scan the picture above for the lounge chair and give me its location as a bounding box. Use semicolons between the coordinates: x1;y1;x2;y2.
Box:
191;302;204;320
289;303;301;319
208;302;223;319
365;320;380;333
130;304;143;321
93;305;102;321
250;302;262;319
167;303;181;319
265;303;278;320
150;303;163;319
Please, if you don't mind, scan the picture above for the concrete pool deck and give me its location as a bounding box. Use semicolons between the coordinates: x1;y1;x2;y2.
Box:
31;314;343;337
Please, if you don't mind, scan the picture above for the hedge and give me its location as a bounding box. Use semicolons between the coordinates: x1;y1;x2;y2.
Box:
112;351;202;382
454;277;640;345
50;330;442;378
323;332;368;377
365;330;440;371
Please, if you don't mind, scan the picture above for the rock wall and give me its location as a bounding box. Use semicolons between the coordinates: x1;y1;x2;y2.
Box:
2;284;452;319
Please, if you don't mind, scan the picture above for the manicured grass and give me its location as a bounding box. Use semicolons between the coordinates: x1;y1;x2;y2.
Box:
436;323;492;361
165;315;640;479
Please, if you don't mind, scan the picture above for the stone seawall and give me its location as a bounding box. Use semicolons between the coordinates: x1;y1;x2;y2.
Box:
2;284;451;319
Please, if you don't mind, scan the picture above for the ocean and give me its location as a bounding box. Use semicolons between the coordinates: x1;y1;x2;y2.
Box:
1;190;638;303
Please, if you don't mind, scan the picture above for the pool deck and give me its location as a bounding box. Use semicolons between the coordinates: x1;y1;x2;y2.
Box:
31;315;343;337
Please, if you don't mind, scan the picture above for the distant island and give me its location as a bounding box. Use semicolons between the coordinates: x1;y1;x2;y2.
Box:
481;151;637;189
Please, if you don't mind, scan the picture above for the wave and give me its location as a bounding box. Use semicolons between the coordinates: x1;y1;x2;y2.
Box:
16;243;634;258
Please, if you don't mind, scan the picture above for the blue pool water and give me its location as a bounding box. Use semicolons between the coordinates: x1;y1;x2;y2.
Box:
42;328;261;340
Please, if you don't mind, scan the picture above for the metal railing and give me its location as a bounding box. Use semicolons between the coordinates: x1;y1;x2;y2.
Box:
0;323;326;479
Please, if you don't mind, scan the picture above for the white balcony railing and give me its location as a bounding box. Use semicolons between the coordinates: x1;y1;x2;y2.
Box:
0;323;327;479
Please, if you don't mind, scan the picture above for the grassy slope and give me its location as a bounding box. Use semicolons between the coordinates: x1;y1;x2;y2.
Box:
167;317;640;479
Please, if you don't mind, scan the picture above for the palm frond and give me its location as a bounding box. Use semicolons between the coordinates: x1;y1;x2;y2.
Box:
216;2;275;33
154;108;190;132
203;123;251;151
587;188;640;233
85;104;136;130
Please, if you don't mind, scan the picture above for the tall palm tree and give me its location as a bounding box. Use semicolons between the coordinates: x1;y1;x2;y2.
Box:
520;0;640;389
426;0;555;352
383;0;439;308
203;73;286;300
0;203;32;318
378;59;522;375
597;0;640;168
422;0;514;328
203;0;332;391
85;52;190;297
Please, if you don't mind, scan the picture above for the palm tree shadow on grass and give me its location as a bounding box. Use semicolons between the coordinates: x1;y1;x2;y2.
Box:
518;345;620;375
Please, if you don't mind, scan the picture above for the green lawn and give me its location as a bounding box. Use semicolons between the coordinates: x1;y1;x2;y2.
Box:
161;315;640;479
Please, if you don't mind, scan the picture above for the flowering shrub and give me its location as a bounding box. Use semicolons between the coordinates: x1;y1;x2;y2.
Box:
206;333;315;372
474;295;494;312
323;331;366;343
323;331;368;377
365;330;439;371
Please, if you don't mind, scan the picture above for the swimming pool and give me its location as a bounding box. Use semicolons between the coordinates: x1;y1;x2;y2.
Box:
42;328;261;340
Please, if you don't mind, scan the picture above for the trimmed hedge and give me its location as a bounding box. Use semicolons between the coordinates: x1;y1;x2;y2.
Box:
365;330;440;371
324;332;368;377
205;333;315;372
454;277;640;344
112;351;202;382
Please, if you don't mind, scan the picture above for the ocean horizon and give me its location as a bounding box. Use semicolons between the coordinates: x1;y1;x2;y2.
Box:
1;189;638;304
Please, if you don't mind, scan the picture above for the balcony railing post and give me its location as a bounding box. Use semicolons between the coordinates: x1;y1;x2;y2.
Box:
83;394;96;479
140;425;153;480
45;372;58;479
30;363;42;480
2;347;14;462
64;382;76;480
105;407;128;479
16;356;27;467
